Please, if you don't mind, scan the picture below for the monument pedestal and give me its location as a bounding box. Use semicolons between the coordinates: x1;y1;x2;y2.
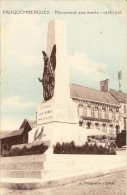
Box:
29;122;87;146
29;97;87;145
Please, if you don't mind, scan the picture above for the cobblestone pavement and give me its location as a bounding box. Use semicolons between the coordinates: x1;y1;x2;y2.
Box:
1;169;126;195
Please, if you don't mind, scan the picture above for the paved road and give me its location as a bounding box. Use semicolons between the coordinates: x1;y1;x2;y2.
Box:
1;169;126;195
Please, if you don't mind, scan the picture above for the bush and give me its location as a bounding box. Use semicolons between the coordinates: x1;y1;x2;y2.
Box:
53;141;116;155
2;143;48;157
53;141;76;154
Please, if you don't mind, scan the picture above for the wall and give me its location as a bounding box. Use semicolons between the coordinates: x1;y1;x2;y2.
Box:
44;152;126;172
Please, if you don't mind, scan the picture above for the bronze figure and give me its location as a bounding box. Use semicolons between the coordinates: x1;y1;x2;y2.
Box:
38;45;56;101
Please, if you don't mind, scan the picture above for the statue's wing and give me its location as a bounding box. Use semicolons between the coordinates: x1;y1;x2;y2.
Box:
42;51;48;58
50;45;56;71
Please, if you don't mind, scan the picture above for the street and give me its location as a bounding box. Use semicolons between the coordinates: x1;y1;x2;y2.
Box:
1;169;126;195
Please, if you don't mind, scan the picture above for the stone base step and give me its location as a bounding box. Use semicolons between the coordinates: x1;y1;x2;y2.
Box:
0;166;125;190
0;178;47;190
0;171;75;190
0;170;71;179
0;162;44;170
0;169;72;179
0;154;46;164
0;170;48;179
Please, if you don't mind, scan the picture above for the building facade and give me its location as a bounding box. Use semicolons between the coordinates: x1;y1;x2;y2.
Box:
70;83;126;135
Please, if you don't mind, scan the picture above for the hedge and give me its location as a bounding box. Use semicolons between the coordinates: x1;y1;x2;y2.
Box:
2;143;48;157
53;141;116;155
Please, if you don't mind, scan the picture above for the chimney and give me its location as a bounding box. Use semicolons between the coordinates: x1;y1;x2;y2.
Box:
100;79;109;92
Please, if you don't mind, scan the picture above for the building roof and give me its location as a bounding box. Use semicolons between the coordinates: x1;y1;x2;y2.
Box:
2;128;24;138
27;120;37;129
0;131;11;139
109;89;126;104
19;119;36;129
1;119;37;140
70;83;119;105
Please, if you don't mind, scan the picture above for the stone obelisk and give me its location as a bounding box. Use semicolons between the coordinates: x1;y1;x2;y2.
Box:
37;19;78;125
47;20;70;103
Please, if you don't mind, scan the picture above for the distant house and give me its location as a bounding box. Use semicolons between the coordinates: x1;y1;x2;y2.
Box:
0;131;10;155
0;119;36;155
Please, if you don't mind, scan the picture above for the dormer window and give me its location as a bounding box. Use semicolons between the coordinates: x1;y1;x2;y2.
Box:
116;108;119;112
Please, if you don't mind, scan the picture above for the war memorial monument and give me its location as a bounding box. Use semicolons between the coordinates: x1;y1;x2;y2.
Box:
29;19;87;145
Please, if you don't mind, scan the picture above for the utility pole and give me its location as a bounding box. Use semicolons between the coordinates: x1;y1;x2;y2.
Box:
118;71;122;91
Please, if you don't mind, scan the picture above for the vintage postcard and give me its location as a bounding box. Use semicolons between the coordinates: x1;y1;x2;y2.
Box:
1;0;126;194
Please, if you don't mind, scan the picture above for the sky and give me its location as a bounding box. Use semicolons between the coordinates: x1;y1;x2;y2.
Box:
1;0;127;131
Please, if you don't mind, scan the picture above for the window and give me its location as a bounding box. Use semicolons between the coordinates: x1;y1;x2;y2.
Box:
95;122;99;130
83;105;87;116
123;105;126;114
87;106;91;117
109;125;114;134
102;124;106;132
86;122;91;129
116;108;119;112
94;107;99;118
109;109;113;120
78;104;83;117
101;107;106;119
115;112;119;121
79;120;83;126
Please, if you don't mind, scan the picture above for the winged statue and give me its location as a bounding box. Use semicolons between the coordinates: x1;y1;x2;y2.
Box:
38;45;56;101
